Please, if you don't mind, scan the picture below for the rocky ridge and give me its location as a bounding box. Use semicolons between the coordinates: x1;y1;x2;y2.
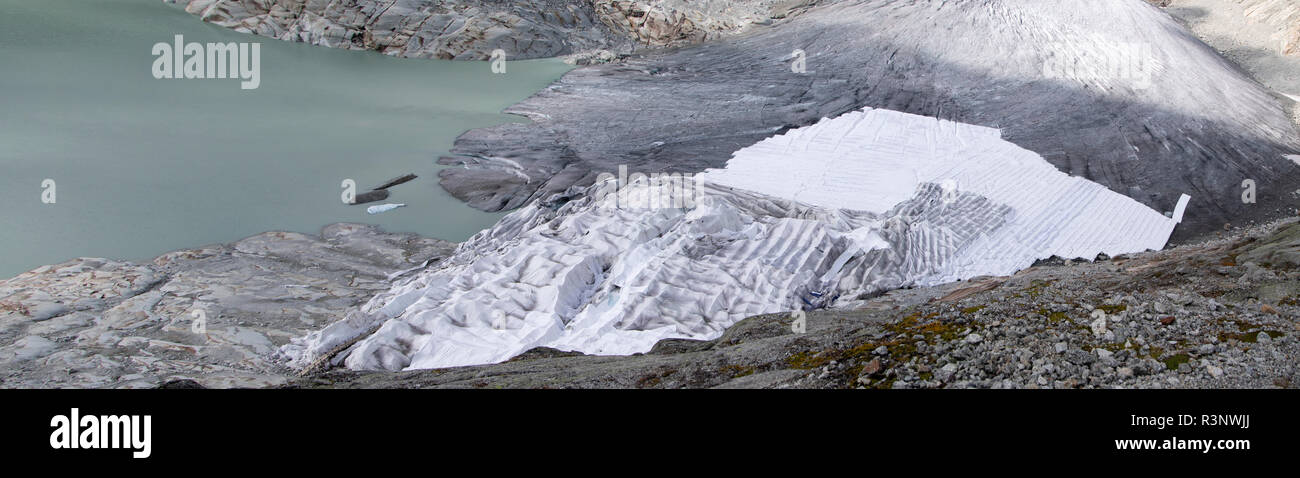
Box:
167;0;810;61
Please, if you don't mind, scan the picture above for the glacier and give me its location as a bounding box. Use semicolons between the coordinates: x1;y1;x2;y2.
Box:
280;107;1188;372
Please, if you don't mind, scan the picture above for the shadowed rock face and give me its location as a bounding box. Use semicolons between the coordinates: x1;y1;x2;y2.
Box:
438;0;1300;240
168;0;804;60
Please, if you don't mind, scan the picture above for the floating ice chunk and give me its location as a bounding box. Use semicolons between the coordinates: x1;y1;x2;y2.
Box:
366;203;406;215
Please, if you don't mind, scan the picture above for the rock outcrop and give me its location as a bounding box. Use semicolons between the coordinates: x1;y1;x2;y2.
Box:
166;0;808;60
1235;0;1300;56
0;224;453;388
1152;0;1300;127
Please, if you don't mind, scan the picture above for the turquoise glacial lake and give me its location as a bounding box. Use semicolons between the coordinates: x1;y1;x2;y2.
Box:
0;0;572;278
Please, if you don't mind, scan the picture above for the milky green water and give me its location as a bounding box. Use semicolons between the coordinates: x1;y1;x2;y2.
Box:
0;0;572;278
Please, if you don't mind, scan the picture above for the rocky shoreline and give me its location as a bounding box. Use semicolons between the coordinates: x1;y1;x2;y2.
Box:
0;224;453;388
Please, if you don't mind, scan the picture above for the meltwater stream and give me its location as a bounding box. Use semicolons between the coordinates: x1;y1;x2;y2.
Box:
0;0;572;278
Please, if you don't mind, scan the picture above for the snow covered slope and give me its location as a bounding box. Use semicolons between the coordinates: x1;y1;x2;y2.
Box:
280;108;1187;371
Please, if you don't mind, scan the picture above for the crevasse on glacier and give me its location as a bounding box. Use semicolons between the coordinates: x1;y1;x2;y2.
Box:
280;108;1187;371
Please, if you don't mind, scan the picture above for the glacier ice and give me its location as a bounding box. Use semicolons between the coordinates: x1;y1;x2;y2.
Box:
366;203;406;215
280;108;1187;371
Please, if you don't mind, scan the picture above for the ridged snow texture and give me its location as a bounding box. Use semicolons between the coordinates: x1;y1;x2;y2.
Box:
280;108;1184;371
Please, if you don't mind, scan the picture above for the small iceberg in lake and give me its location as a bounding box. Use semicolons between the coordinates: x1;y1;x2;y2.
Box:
366;203;406;215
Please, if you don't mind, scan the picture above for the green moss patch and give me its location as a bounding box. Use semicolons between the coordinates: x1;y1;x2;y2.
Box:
782;309;979;389
1095;304;1127;314
1162;353;1190;371
720;364;756;378
1218;330;1285;344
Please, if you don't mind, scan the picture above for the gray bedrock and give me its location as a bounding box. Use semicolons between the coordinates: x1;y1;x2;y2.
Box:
436;0;1300;241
